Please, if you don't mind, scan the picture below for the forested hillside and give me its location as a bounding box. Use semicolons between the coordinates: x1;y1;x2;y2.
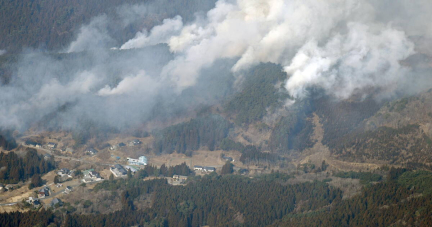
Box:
0;149;55;184
152;115;232;156
224;63;287;125
1;169;432;226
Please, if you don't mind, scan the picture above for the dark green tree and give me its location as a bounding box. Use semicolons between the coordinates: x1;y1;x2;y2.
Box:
221;161;234;175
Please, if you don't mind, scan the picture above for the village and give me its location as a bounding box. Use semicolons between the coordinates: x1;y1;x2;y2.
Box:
0;136;241;212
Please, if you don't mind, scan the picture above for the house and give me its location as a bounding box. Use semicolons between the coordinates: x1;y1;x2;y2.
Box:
203;167;216;172
82;169;94;177
47;142;57;149
128;139;142;146
127;156;147;166
27;197;41;207
25;140;42;148
124;166;138;174
65;186;72;194
33;199;41;207
89;171;102;179
173;175;188;182
239;169;249;175
57;168;73;178
109;145;118;150
82;169;102;183
110;164;127;177
222;156;234;162
83;169;102;181
194;166;215;172
38;187;50;198
5;185;14;190
26;197;36;203
170;175;188;185
0;184;4;191
50;198;63;207
85;148;98;156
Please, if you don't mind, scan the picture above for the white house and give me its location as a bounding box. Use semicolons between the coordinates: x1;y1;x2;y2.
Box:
85;148;98;156
127;156;147;166
47;142;57;149
203;167;216;172
25;141;42;148
194;166;215;172
57;168;73;178
64;186;72;194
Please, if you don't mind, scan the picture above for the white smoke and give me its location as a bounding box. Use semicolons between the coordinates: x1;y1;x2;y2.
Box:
285;23;415;99
2;0;432;131
67;15;114;53
98;70;160;96
0;49;6;56
152;0;376;91
120;0;430;98
120;16;183;50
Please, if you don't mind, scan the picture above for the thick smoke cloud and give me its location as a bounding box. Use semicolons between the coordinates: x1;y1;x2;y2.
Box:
1;0;432;132
145;0;431;98
285;23;415;99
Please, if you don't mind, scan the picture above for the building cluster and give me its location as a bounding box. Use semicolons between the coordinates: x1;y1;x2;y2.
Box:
109;139;142;150
82;169;102;183
194;165;216;172
57;168;74;178
0;184;15;192
38;186;50;198
127;156;147;166
128;139;142;146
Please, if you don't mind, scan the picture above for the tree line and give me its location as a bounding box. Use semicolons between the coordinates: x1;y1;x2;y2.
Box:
0;149;55;184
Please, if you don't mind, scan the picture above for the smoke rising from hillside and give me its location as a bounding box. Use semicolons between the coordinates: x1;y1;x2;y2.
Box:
147;0;431;98
1;0;432;131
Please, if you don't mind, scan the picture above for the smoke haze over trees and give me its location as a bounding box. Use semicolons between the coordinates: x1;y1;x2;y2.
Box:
0;0;431;134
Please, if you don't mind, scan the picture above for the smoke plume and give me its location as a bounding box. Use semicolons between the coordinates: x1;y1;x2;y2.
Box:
1;0;432;132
